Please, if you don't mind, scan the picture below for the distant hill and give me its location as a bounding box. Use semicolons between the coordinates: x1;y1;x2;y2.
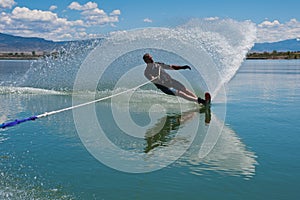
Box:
251;38;300;52
0;33;103;54
0;32;62;52
1;32;300;53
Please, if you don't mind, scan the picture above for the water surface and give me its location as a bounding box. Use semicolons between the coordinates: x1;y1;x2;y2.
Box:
1;60;299;199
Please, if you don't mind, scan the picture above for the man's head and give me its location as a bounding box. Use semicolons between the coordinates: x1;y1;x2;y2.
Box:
143;53;154;64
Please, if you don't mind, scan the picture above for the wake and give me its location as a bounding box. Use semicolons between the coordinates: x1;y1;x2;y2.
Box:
0;18;256;98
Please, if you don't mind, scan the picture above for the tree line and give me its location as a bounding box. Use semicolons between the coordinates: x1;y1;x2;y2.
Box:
247;51;300;59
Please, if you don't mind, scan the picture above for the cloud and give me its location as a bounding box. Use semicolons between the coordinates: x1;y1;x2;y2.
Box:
0;0;16;9
0;2;121;41
204;17;219;21
68;1;121;26
110;9;121;16
143;18;153;23
0;6;85;41
49;5;57;11
257;19;300;43
68;1;98;11
258;20;280;27
11;7;58;21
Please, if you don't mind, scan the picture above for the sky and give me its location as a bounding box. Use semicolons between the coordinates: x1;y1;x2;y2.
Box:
1;0;300;42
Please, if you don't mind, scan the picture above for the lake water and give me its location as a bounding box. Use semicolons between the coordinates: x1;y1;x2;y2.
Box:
0;59;299;199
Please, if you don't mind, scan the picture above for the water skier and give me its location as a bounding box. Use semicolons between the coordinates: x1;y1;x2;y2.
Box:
143;53;211;106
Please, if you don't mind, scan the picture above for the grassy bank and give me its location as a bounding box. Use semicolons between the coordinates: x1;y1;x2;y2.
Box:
1;51;300;60
247;51;300;59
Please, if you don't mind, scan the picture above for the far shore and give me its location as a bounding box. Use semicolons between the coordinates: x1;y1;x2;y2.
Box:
247;51;300;60
1;51;300;60
0;56;43;60
0;51;58;60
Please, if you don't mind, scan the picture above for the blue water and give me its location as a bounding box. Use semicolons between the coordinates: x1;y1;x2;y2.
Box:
226;60;300;200
1;59;299;199
0;19;299;199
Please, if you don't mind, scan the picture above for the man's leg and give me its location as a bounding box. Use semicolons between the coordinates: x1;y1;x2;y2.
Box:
164;80;210;105
181;88;198;99
176;90;198;103
176;88;209;105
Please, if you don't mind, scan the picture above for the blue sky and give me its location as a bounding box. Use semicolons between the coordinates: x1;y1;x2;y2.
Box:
1;0;300;42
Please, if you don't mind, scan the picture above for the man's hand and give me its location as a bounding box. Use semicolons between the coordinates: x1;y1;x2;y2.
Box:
182;65;191;70
171;65;191;70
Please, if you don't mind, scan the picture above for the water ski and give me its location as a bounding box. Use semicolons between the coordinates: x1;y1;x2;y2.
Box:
205;92;211;106
198;92;211;107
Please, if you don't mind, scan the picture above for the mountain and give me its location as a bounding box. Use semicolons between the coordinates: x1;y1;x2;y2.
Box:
251;38;300;52
0;33;65;52
1;32;300;53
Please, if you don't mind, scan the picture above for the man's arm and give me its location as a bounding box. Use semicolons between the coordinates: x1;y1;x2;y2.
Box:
157;62;191;70
170;65;191;70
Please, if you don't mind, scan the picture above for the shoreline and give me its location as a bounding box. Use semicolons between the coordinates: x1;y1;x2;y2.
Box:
1;56;300;60
0;56;42;60
1;52;300;60
246;51;300;59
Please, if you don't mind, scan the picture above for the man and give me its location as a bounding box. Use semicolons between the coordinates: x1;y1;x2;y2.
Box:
143;53;211;106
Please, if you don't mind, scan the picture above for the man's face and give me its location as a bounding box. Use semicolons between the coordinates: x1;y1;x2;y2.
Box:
144;54;153;63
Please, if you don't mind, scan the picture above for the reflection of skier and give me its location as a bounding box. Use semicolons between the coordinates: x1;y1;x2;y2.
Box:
143;53;211;106
144;107;211;153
